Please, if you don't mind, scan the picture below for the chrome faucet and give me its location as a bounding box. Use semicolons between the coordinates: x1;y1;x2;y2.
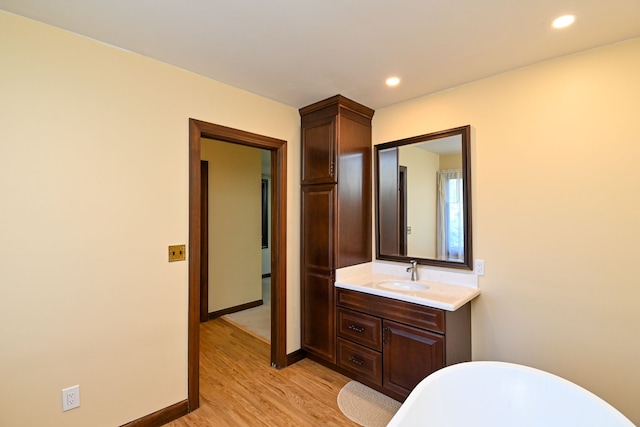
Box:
406;260;419;281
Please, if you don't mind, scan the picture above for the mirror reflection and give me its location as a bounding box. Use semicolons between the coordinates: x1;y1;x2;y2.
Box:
375;125;472;269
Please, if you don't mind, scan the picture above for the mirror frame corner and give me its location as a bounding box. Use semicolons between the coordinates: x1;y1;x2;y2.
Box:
374;124;473;270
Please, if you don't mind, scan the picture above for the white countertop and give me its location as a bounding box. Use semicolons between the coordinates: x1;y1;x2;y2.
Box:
335;271;480;311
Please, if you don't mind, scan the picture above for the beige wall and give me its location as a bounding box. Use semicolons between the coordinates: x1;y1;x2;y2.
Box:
201;139;262;312
374;38;640;423
439;153;462;170
0;12;300;427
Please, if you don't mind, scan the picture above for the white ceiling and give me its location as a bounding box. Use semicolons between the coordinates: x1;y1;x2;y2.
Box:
2;0;639;110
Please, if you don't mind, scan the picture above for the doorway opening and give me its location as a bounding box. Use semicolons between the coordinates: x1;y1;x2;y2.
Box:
188;119;287;411
200;147;272;341
399;165;407;256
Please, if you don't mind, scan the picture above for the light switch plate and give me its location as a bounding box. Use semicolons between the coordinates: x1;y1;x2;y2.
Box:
168;244;186;262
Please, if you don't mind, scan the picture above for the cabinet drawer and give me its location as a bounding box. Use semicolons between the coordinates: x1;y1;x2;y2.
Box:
337;308;382;351
337;288;445;333
337;338;382;386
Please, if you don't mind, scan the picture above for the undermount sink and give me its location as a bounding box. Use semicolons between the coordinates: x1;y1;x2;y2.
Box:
377;281;430;291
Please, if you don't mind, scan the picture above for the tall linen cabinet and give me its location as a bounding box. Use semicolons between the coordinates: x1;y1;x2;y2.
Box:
300;95;374;364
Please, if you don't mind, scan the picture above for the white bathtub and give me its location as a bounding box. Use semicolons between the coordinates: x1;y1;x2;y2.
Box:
387;361;634;427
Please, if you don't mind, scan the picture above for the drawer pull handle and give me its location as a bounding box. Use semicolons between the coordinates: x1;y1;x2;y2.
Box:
348;324;365;333
348;356;365;366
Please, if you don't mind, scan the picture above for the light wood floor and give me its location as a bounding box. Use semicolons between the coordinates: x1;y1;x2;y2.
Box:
165;318;359;427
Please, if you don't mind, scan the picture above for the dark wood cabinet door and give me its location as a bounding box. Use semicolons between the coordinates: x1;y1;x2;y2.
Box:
301;184;335;270
301;117;337;185
301;184;336;361
335;113;372;268
383;319;444;398
301;270;336;362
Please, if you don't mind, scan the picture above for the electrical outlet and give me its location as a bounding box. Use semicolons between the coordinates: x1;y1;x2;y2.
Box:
474;259;485;276
62;385;80;411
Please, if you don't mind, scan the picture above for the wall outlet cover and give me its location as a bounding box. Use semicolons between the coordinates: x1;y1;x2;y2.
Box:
62;385;80;411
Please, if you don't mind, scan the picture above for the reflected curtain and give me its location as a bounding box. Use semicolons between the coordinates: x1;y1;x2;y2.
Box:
436;169;464;261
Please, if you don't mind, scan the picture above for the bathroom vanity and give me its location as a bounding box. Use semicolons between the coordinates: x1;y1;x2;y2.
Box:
334;268;479;401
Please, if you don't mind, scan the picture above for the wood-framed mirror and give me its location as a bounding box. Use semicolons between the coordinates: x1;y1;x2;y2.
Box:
375;125;472;270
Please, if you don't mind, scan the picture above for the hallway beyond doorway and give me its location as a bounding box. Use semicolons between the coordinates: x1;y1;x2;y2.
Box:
223;277;271;342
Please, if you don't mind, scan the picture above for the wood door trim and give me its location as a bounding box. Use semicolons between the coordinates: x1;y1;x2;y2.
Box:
188;119;287;412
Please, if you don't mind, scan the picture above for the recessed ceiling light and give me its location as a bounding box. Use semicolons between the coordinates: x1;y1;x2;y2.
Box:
552;14;575;29
386;77;400;87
